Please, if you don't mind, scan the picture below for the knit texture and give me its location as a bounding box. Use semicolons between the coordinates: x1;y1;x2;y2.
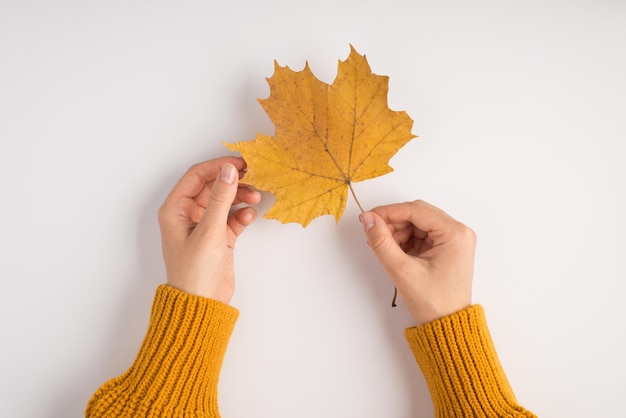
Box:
405;305;536;418
85;285;239;418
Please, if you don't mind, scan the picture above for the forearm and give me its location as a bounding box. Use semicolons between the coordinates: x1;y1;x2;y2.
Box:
86;285;238;418
405;305;536;418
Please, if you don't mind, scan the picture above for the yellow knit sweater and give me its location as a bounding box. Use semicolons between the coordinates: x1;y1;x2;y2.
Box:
86;285;536;417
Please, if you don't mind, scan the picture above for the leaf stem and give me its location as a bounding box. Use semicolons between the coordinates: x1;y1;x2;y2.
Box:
348;182;365;213
348;181;398;308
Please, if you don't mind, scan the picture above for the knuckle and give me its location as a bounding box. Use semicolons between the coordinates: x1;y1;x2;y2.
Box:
208;189;230;205
157;201;170;225
454;222;477;246
187;162;204;174
368;234;389;254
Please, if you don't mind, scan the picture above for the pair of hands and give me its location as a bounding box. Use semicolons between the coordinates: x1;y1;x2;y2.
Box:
159;157;475;325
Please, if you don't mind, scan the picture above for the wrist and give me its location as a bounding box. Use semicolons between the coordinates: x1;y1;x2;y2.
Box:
401;291;472;326
166;277;234;304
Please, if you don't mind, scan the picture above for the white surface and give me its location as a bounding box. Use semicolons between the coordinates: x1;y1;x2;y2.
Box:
1;1;625;417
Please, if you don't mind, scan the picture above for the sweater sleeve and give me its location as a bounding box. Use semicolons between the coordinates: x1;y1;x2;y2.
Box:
404;305;536;418
85;285;239;418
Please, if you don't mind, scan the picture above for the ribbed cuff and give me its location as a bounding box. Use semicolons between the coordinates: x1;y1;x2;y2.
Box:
86;285;239;418
405;305;535;418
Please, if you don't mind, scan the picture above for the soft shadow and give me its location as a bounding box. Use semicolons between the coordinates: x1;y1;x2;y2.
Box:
336;209;434;418
49;68;272;417
48;168;178;417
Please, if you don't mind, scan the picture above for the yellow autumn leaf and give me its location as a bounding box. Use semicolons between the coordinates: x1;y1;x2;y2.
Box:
225;46;416;227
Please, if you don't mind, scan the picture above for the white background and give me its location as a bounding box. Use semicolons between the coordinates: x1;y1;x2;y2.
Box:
1;1;625;417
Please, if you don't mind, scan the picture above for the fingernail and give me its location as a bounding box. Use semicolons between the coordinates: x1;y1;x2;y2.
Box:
220;164;237;184
359;212;375;231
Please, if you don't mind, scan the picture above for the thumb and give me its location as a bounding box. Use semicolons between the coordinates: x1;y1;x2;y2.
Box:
359;211;408;274
197;163;239;234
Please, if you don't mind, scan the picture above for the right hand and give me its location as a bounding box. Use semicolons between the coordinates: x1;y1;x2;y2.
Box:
359;200;476;325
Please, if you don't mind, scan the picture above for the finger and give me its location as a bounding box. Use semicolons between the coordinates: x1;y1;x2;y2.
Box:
169;157;247;200
227;206;257;238
193;181;261;209
235;186;262;206
195;163;239;235
372;200;456;241
192;169;252;205
360;211;410;275
158;196;199;249
168;183;260;229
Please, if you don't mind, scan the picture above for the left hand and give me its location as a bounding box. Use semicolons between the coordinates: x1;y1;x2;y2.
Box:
158;157;261;303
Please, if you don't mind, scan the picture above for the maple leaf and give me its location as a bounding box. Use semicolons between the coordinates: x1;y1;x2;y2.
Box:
225;46;416;227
